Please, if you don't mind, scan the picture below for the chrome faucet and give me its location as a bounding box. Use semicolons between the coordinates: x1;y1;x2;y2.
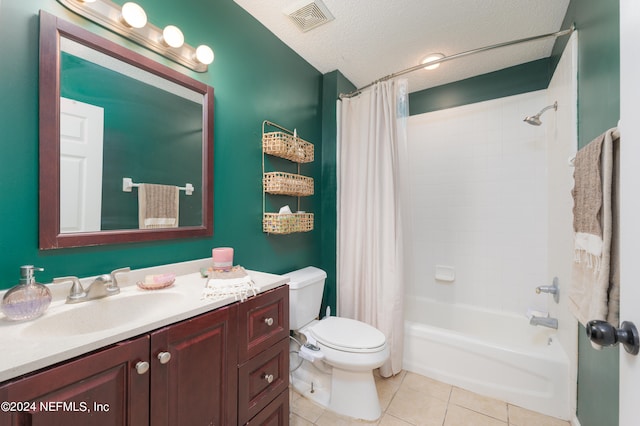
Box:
85;274;118;299
53;267;130;304
529;316;558;329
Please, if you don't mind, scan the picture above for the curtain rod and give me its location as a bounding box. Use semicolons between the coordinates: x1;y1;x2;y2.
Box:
340;24;575;99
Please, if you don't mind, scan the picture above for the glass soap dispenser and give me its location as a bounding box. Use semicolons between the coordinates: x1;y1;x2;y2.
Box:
1;265;52;321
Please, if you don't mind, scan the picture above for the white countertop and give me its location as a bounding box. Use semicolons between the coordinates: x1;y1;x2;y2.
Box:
0;258;289;383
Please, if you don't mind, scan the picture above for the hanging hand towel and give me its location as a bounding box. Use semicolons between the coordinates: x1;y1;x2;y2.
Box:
568;127;620;330
138;183;179;229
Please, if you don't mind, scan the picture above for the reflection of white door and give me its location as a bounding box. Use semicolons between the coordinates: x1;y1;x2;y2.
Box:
619;3;639;425
59;97;104;233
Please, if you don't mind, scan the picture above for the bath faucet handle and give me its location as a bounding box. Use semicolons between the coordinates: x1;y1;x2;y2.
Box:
535;277;560;303
53;276;86;303
109;267;130;290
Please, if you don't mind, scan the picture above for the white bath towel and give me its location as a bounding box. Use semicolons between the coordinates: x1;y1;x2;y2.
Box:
201;266;257;302
138;183;179;229
568;127;620;329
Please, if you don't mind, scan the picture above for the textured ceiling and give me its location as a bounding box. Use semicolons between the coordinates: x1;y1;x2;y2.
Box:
233;0;571;94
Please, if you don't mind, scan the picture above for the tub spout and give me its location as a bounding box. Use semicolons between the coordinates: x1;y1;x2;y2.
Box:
529;316;558;329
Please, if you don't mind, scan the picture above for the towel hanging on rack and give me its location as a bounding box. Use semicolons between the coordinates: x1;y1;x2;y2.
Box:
123;177;194;195
138;183;180;229
568;127;620;331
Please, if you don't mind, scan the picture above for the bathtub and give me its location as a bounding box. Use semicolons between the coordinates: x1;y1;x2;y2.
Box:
403;296;570;420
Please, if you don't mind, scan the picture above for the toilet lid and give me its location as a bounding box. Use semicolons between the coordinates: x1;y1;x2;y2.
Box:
310;317;386;351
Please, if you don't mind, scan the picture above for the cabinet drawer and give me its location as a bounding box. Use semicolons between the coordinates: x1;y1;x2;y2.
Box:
238;285;289;363
245;388;289;426
238;337;289;425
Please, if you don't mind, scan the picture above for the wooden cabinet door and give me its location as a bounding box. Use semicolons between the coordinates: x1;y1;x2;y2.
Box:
0;335;150;426
150;304;238;426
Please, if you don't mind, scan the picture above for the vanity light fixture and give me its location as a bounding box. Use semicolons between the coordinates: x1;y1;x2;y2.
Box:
421;53;445;70
162;25;185;48
57;0;214;72
195;45;214;65
120;2;147;29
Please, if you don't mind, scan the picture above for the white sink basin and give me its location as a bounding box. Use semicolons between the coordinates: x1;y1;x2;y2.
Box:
21;292;184;338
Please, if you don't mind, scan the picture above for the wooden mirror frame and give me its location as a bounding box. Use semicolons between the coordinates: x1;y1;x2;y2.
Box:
39;11;213;249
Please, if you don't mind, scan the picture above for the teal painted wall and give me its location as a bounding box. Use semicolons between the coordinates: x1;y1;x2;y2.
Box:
561;1;621;426
559;0;620;148
0;0;323;288
409;58;552;116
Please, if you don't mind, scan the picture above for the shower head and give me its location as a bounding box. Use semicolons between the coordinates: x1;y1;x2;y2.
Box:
523;115;543;126
523;101;558;126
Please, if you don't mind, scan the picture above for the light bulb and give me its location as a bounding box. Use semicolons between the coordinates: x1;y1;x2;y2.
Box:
162;25;184;48
421;53;445;70
121;2;147;29
195;45;214;65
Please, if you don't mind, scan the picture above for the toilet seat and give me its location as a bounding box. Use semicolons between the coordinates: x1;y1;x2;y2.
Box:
309;317;386;353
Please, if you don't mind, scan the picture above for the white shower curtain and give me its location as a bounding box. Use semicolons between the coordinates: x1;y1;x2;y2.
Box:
338;79;409;377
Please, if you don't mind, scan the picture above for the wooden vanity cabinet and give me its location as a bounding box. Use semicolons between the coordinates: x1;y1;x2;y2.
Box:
0;285;289;426
0;335;150;426
150;303;238;426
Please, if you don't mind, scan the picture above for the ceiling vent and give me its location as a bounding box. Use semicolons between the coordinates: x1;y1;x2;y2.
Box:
284;0;335;33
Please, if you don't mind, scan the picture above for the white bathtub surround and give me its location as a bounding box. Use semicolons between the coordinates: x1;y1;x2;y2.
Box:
403;33;579;421
545;31;579;422
403;296;570;420
407;90;549;315
338;78;410;377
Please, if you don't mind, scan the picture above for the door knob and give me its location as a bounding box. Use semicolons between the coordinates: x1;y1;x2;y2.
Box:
586;320;640;355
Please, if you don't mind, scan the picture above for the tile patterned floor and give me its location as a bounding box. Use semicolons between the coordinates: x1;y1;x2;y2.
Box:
290;371;570;426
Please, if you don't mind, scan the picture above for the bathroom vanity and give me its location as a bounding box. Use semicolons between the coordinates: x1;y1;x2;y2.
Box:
0;263;289;425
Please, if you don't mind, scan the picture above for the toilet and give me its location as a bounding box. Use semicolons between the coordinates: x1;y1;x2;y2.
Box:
286;266;389;421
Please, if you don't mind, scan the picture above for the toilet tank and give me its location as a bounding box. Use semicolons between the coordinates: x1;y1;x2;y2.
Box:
285;266;327;330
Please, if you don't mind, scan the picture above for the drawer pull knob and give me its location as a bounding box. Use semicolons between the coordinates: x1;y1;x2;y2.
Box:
135;361;150;375
264;317;274;326
263;373;274;384
157;351;172;364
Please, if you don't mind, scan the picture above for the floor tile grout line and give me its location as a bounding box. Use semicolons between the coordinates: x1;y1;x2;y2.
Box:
292;370;569;426
441;385;453;426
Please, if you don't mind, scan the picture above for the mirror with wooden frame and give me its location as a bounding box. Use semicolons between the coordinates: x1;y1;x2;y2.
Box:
39;11;213;249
